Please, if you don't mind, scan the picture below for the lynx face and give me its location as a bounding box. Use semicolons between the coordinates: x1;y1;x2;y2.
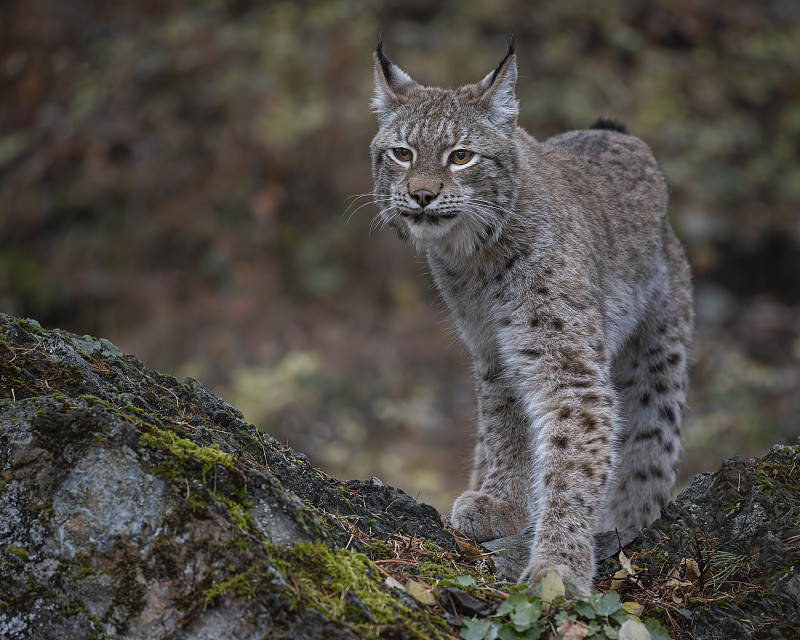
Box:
370;46;520;256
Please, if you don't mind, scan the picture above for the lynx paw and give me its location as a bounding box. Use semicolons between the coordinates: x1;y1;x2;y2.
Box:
450;491;526;542
518;557;592;596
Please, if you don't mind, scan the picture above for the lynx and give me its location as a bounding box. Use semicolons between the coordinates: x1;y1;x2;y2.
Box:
369;39;693;594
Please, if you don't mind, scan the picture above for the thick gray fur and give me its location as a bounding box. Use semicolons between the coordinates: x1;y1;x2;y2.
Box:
369;42;694;594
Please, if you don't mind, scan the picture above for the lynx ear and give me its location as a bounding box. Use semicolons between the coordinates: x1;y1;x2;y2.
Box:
478;38;518;130
372;38;417;117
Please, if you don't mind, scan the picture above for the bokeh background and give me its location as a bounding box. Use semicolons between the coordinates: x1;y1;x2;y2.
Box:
2;0;799;513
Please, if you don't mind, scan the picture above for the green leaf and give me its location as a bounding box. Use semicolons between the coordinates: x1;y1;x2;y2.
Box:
496;626;513;640
553;610;571;625
496;592;532;616
461;618;499;640
455;575;478;588
644;618;674;640
610;609;629;626
594;592;622;616
498;622;545;640
603;624;621;639
497;625;521;640
509;598;543;632
618;619;652;640
526;625;545;640
573;599;597;619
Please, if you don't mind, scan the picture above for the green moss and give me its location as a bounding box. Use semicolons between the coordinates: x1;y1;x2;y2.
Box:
110;551;146;623
138;421;256;536
74;550;94;571
755;467;776;490
140;427;236;475
60;598;100;622
363;540;393;561
417;556;462;579
74;566;94;580
644;606;673;629
188;491;210;513
333;485;353;508
6;545;29;561
16;318;45;336
202;573;257;607
217;494;251;533
266;541;448;639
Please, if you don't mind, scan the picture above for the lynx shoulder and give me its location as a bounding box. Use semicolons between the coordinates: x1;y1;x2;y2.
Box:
369;39;693;594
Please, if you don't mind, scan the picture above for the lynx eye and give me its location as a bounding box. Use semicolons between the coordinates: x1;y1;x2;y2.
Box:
450;149;474;165
392;147;413;162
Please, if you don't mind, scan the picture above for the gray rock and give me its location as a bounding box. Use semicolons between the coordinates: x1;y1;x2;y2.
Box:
482;527;639;582
51;447;174;558
482;533;532;581
0;312;456;639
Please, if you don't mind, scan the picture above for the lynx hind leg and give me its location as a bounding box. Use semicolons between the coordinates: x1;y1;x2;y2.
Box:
451;490;527;542
451;396;530;542
469;439;487;490
606;312;691;530
452;443;528;542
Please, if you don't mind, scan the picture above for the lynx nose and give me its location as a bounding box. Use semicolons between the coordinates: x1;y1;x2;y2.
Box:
410;189;437;207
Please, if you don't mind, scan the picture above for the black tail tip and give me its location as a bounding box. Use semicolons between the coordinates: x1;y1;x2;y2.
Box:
590;118;627;134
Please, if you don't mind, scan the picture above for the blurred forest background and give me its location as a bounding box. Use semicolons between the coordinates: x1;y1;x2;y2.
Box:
2;0;799;512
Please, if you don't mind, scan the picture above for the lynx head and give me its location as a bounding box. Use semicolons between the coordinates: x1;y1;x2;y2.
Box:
370;39;521;256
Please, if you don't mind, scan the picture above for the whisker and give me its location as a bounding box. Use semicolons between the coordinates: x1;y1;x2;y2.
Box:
342;195;393;216
345;191;377;202
467;198;514;218
369;205;399;236
344;197;394;226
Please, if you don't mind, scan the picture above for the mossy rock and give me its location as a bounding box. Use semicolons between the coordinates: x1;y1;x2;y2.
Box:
0;313;457;639
1;311;798;639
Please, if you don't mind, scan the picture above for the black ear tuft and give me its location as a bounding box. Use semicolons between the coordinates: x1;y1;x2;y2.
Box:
589;118;627;134
490;35;516;85
376;33;393;83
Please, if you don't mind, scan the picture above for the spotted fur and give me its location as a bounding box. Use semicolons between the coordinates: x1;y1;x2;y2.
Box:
369;42;694;595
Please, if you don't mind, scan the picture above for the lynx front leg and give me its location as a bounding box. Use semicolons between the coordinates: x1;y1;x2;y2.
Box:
451;364;531;542
510;313;616;595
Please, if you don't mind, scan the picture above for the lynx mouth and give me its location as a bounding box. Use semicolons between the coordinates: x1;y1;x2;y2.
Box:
401;210;458;225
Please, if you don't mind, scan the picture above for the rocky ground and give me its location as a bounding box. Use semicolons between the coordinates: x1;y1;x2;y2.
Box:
1;312;798;639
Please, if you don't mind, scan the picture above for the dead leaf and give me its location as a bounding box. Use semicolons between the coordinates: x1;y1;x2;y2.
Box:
611;551;644;590
611;567;629;591
556;618;590;639
406;579;436;606
683;557;701;584
455;537;485;560
384;576;405;591
541;570;566;611
665;557;701;605
622;601;644;617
